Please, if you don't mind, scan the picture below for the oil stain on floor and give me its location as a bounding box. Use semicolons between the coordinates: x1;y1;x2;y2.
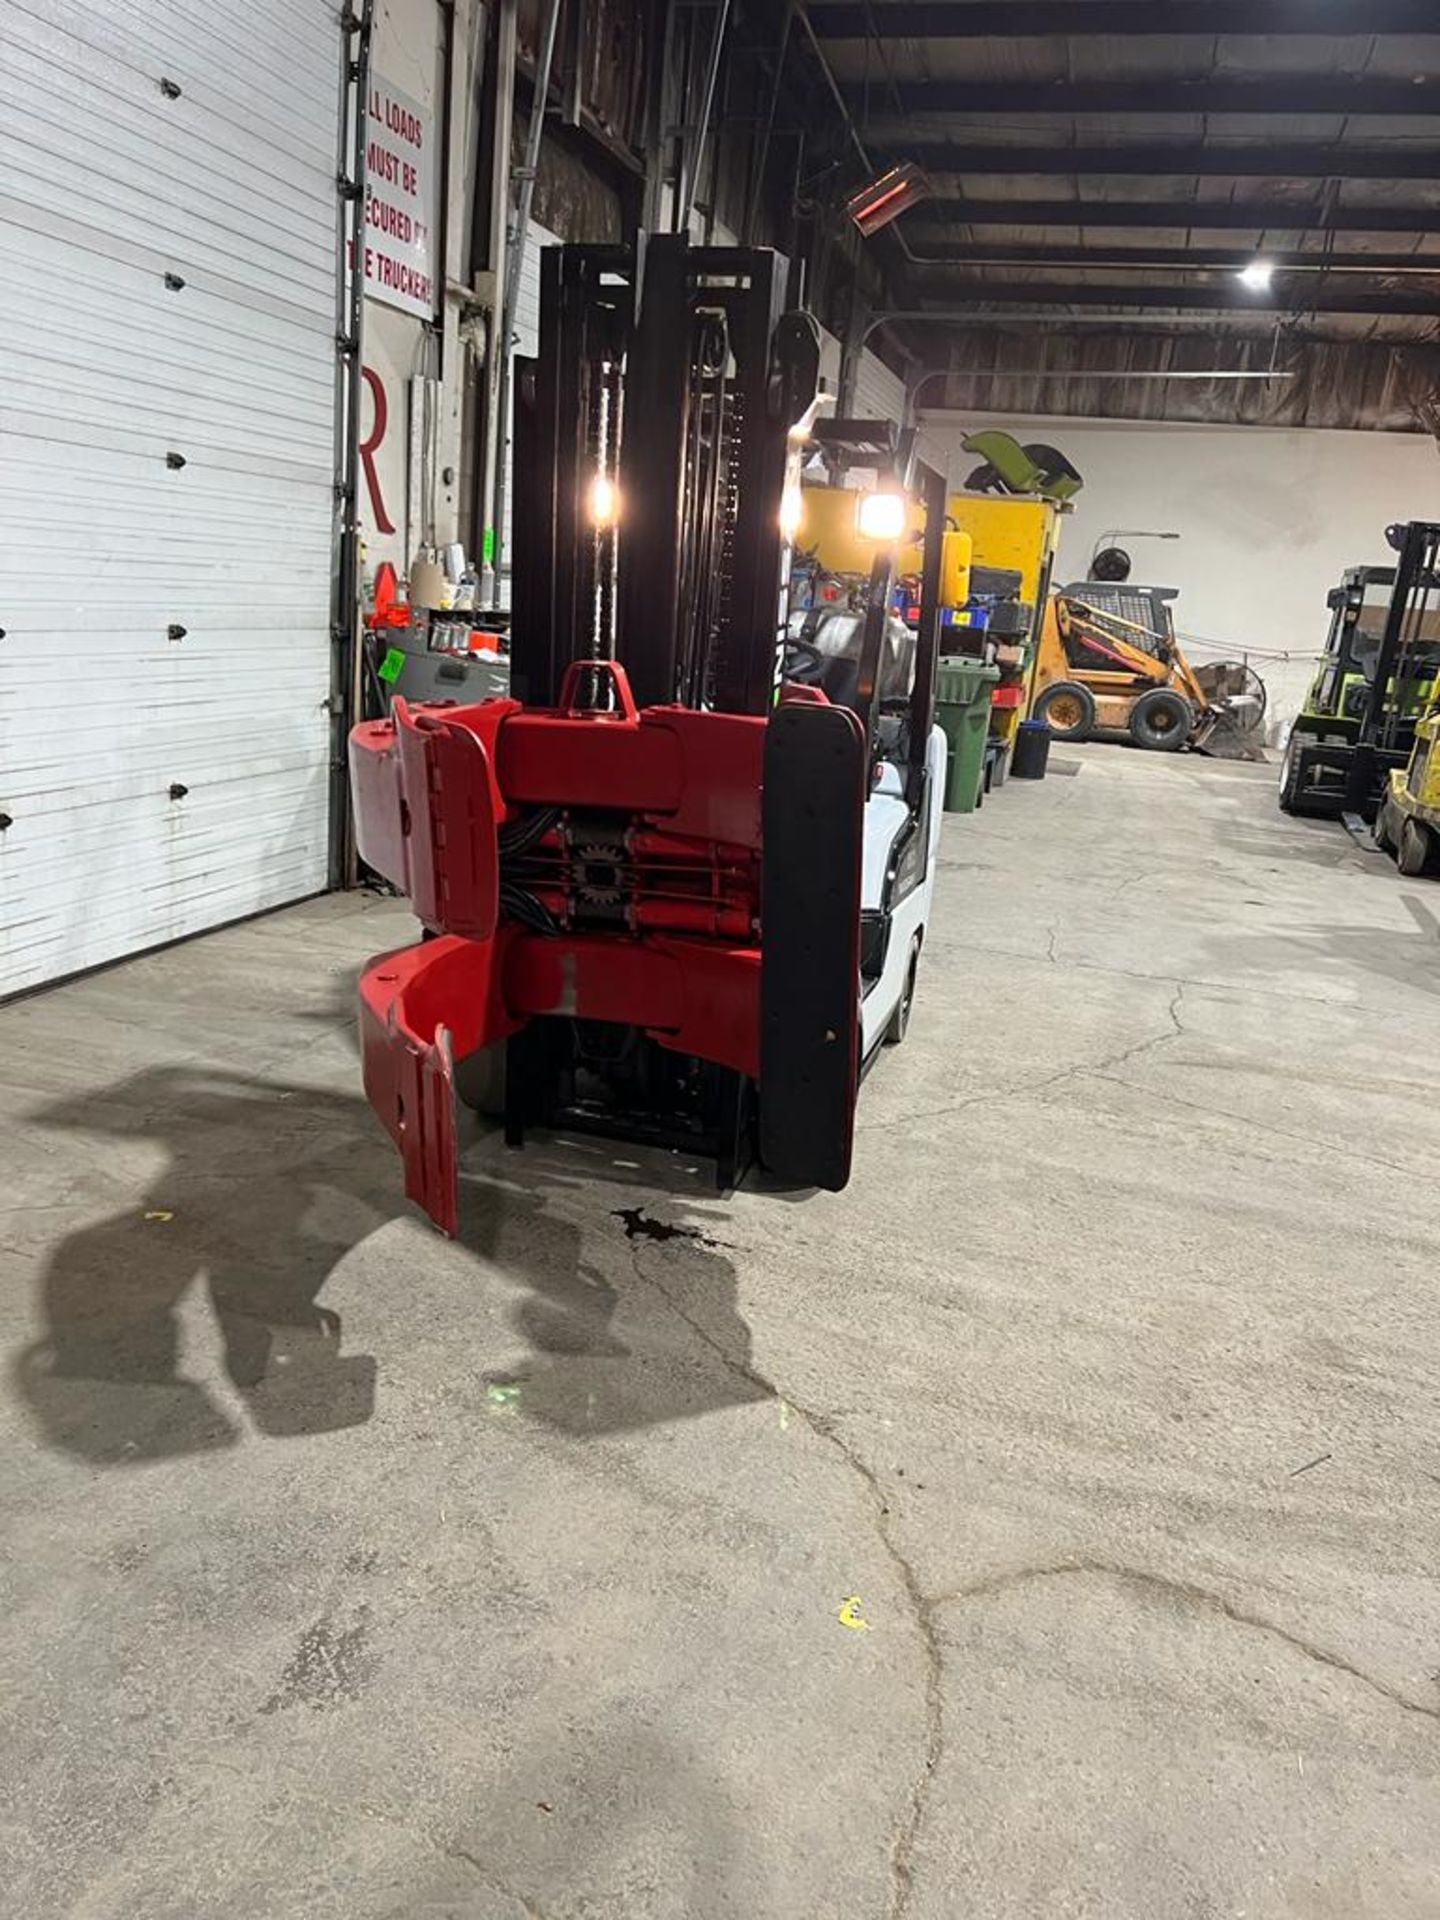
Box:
260;1605;376;1714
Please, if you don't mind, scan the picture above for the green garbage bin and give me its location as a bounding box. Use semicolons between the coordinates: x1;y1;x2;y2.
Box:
934;658;1001;813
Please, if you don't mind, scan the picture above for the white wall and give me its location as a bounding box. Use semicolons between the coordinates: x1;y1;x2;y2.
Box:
920;411;1440;729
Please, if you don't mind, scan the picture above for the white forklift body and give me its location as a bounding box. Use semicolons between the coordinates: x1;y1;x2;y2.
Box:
860;727;946;1057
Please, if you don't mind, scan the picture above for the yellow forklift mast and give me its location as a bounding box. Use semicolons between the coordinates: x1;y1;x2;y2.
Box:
1371;523;1440;873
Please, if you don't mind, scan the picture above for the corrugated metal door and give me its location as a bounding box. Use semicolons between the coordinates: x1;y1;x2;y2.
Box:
0;0;343;995
513;219;562;362
855;349;950;477
855;348;907;428
915;429;952;486
816;325;842;400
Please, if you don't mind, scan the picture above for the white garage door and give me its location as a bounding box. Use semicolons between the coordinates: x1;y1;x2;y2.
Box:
0;0;344;996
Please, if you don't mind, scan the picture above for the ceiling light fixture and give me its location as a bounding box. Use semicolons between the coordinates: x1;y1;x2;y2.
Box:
1236;258;1276;293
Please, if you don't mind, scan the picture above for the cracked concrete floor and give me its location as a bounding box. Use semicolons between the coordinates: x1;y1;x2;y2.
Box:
4;744;1440;1919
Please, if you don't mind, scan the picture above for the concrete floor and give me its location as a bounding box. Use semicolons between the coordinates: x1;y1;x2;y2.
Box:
4;745;1440;1919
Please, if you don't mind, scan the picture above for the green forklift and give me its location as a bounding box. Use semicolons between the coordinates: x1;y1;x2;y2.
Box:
1279;523;1440;822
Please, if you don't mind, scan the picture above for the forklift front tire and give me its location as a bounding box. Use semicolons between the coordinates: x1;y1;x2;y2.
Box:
1397;816;1434;878
1374;795;1397;854
884;937;921;1046
1278;738;1302;814
1034;681;1096;742
1128;687;1192;752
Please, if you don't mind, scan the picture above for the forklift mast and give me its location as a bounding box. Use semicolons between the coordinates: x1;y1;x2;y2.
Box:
1283;522;1440;820
510;236;808;715
347;235;945;1233
1361;522;1440;757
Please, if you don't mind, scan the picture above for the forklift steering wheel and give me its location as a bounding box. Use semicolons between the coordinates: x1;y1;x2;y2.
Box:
782;638;828;685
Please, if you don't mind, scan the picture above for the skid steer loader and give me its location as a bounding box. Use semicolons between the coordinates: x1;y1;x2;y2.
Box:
1031;582;1255;753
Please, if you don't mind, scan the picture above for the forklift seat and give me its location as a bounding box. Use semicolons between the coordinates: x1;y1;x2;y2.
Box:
785;607;915;709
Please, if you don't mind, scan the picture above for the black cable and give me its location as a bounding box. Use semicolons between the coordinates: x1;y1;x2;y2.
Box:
694;317;729;702
676;309;731;707
498;806;561;857
499;882;560;934
676;318;710;703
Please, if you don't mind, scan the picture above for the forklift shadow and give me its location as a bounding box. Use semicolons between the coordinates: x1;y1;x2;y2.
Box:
1195;909;1440;1003
292;958;366;1057
10;1065;771;1463
10;1065;391;1466
454;1130;773;1438
1216;817;1383;871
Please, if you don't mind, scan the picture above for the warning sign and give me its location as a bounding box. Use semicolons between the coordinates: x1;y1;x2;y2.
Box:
364;78;435;320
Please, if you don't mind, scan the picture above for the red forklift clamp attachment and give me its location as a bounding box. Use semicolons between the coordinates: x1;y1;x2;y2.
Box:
352;663;867;1232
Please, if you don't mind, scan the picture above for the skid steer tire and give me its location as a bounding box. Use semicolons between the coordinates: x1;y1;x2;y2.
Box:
1033;681;1096;742
1398;816;1434;878
1128;687;1192;752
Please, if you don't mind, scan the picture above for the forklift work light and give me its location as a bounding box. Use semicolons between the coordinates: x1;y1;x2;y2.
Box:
856;488;907;544
587;472;620;529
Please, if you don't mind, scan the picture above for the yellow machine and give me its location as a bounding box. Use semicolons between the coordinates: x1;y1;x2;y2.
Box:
1375;705;1440;876
791;483;891;576
795;483;1064;768
794;484;969;592
947;493;1064;762
948;493;1060;612
1031;583;1212;751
